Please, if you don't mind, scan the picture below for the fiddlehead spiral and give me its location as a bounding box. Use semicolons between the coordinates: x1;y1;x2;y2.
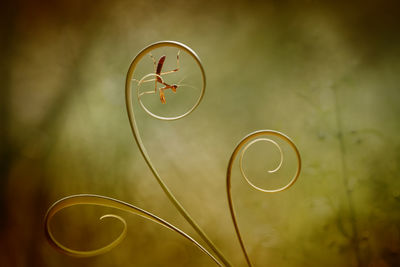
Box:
44;194;221;265
44;41;225;266
126;41;230;266
226;130;302;266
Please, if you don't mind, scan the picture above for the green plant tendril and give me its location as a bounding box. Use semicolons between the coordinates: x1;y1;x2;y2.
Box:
125;41;230;266
44;41;226;266
44;41;302;267
44;194;221;265
227;130;301;266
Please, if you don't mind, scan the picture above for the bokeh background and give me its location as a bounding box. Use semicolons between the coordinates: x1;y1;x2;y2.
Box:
1;0;400;266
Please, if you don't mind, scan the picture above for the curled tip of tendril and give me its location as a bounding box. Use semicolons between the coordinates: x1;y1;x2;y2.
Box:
44;194;221;266
126;41;206;121
240;137;283;175
44;197;127;258
232;130;301;194
227;130;301;266
239;137;288;193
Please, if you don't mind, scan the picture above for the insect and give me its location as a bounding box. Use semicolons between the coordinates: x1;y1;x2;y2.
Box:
135;50;181;104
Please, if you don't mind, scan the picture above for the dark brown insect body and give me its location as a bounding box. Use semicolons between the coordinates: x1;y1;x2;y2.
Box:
154;54;179;104
134;51;180;104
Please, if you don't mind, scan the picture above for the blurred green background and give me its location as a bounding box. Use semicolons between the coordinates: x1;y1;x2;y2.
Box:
1;0;400;266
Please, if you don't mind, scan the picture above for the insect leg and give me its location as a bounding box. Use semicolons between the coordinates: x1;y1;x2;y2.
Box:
160;50;180;75
159;88;166;104
149;52;158;92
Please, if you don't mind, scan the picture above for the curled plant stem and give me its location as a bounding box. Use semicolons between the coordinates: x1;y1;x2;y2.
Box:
44;194;221;265
44;41;227;267
45;41;303;267
126;41;230;266
226;130;301;266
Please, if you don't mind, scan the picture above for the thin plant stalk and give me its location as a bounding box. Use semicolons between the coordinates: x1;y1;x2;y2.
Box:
333;86;362;266
226;130;301;266
44;194;221;266
125;41;231;267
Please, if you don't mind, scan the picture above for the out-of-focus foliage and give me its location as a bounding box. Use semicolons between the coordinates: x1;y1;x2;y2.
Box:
1;0;399;266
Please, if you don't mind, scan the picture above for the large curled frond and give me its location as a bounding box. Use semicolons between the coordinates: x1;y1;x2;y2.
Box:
226;130;301;266
44;194;221;265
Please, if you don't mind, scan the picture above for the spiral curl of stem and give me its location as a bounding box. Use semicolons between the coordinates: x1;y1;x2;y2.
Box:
44;194;221;265
125;41;230;266
227;130;301;266
44;41;227;266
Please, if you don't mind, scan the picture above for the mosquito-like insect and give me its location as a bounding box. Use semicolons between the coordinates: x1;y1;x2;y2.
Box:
134;51;181;104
